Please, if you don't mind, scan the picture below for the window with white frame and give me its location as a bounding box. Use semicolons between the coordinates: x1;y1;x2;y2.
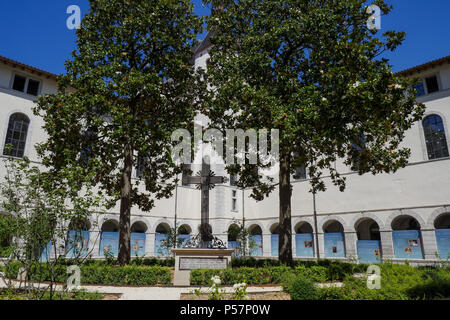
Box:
231;190;238;211
11;74;41;96
293;166;307;180
3;113;30;158
414;74;440;97
423;114;449;160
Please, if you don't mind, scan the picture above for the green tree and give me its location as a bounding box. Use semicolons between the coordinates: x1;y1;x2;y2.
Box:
0;155;104;300
228;220;257;257
202;0;425;264
34;0;204;265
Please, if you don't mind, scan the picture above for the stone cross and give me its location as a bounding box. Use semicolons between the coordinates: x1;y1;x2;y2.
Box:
182;157;227;247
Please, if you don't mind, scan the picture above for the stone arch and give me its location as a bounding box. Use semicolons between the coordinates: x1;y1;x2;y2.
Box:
354;217;381;240
427;206;450;228
224;220;242;234
269;223;280;234
155;222;171;234
391;215;421;230
433;212;450;229
130;217;151;233
227;223;240;242
101;219;119;232
294;221;314;234
248;223;263;235
131;221;148;233
151;218;173;233
320;216;348;233
178;224;192;235
388;210;426;230
68;217;92;231
350;213;385;231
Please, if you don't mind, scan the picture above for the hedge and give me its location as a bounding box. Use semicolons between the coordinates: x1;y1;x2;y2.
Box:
191;266;292;285
2;262;171;286
316;263;450;300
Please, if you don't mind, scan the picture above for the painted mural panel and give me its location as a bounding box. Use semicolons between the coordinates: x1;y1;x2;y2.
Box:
392;230;424;259
271;234;279;257
228;241;241;257
296;233;314;258
178;234;191;248
249;235;263;256
324;233;346;258
357;240;382;263
99;232;119;257
435;229;450;260
40;241;52;262
130;233;146;257
155;233;169;257
66;231;90;258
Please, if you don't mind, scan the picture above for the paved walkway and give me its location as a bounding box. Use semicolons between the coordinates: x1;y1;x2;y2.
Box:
0;276;284;300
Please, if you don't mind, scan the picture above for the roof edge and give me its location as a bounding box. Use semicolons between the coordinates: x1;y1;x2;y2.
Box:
0;55;58;81
396;54;450;76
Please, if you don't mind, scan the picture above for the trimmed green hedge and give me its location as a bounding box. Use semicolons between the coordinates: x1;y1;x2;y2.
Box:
3;262;171;286
190;260;371;285
191;266;292;285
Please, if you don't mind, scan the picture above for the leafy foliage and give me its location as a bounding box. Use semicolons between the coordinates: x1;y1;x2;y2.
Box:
284;276;319;300
3;261;171;286
202;0;425;263
0;156;104;299
34;0;204;264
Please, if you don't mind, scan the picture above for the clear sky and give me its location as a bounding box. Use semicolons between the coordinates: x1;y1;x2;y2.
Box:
0;0;448;75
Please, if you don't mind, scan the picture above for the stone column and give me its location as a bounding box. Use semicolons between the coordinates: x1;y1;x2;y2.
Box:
262;233;271;257
145;232;155;257
421;228;438;260
379;229;394;260
88;230;101;259
317;232;325;259
344;231;358;260
292;234;297;258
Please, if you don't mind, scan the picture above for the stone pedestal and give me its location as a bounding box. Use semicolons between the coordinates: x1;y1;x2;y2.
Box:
172;248;234;286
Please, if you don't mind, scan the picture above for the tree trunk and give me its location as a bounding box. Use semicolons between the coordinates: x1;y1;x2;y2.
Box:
118;142;133;265
279;154;293;265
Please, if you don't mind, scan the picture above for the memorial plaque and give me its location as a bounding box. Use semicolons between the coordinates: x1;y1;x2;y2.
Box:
179;257;228;270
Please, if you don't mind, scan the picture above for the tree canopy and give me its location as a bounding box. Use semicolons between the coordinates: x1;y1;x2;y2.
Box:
34;0;204;264
201;0;425;263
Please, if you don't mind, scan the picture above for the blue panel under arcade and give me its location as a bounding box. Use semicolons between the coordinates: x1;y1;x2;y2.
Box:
392;230;424;259
324;233;346;258
357;240;382;263
296;233;314;258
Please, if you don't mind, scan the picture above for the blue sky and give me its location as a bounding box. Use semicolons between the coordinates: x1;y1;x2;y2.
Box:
0;1;448;75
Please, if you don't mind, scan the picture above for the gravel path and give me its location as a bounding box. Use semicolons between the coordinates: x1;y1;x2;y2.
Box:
0;276;283;300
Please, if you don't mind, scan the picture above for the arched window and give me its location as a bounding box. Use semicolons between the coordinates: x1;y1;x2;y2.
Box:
423;115;449;160
3;113;30;158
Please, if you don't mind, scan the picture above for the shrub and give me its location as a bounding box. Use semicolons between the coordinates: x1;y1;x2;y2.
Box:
2;261;172;286
295;265;327;283
190;266;292;286
284;276;318;300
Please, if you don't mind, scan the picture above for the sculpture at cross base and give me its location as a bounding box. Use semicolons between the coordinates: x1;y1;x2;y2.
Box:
182;157;228;249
